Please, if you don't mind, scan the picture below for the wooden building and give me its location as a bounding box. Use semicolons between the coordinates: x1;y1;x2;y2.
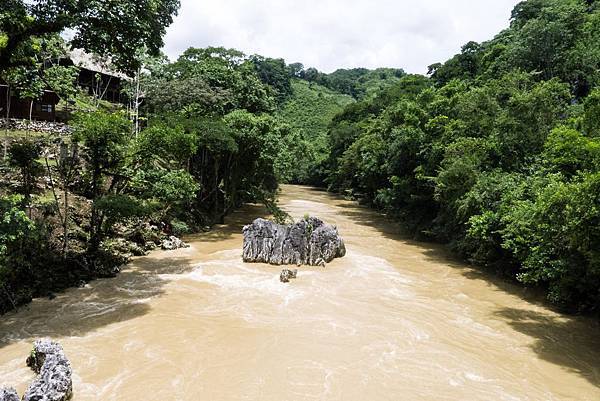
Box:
0;49;128;122
67;49;129;104
0;84;61;121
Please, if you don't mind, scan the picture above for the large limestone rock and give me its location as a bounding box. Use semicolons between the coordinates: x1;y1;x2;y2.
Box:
243;217;346;266
23;339;73;401
0;388;19;401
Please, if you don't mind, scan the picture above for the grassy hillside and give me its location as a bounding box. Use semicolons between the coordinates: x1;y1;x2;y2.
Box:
279;79;354;138
276;79;354;183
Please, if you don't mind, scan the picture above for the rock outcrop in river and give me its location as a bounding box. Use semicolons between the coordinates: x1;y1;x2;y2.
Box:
0;388;19;401
0;340;73;401
23;340;73;401
243;217;346;266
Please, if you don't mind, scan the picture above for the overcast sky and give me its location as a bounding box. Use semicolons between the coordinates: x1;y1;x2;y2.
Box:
162;0;521;74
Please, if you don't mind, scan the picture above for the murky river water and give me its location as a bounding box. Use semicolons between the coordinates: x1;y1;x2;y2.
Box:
1;185;599;400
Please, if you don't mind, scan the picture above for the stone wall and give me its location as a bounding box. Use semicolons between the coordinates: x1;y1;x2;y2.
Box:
0;119;71;135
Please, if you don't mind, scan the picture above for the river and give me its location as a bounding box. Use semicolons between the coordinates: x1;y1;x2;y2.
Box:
0;185;599;400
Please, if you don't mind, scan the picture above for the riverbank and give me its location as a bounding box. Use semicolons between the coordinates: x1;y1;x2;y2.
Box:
0;185;599;400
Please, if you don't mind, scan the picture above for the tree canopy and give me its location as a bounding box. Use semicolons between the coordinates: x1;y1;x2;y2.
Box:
0;0;180;74
318;0;600;312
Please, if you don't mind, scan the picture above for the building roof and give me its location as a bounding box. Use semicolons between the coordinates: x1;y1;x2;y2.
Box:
67;49;131;80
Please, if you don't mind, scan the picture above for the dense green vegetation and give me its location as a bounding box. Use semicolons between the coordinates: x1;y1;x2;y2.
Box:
0;0;180;73
320;0;600;312
272;65;403;184
0;44;298;312
276;79;354;183
290;65;406;99
0;1;182;313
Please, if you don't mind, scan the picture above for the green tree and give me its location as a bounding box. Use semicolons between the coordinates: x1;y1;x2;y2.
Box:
543;126;600;176
72;111;132;252
0;195;34;310
144;47;275;116
583;88;600;136
8;140;43;208
317;0;600;310
0;0;180;74
251;56;293;103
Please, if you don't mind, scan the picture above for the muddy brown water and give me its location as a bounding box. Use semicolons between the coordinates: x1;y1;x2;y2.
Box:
1;185;599;400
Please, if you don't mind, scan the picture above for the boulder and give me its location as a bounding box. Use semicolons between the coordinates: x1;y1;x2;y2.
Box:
161;236;189;251
0;388;19;401
280;269;298;283
243;217;346;266
23;339;73;401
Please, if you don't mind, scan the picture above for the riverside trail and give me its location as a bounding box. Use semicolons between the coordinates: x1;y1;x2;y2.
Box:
0;185;599;400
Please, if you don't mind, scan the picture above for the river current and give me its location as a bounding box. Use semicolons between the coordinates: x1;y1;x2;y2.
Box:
0;185;599;400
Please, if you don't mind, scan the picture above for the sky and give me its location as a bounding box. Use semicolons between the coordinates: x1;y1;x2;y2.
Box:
162;0;522;74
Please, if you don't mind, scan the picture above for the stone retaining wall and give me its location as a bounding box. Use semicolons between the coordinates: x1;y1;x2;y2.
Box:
0;119;71;135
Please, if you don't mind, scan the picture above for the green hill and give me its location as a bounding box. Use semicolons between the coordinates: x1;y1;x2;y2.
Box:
276;79;354;183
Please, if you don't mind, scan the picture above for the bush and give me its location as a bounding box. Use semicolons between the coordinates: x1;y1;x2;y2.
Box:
503;173;600;310
170;219;191;237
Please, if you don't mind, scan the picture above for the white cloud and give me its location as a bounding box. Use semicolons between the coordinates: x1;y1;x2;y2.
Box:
162;0;521;74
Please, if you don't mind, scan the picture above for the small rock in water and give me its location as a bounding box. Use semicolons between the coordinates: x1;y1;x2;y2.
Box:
23;339;73;401
161;235;190;251
243;217;346;266
280;269;298;283
0;388;19;401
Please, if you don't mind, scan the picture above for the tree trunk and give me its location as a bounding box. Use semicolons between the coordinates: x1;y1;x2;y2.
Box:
62;144;79;257
62;185;69;257
214;158;220;223
88;164;103;254
4;85;10;160
22;167;32;218
27;99;33;138
224;153;233;216
134;67;141;138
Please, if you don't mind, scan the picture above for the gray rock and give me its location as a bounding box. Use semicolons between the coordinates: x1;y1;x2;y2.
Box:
23;339;73;401
0;388;19;401
243;217;346;266
161;236;189;251
280;269;298;283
